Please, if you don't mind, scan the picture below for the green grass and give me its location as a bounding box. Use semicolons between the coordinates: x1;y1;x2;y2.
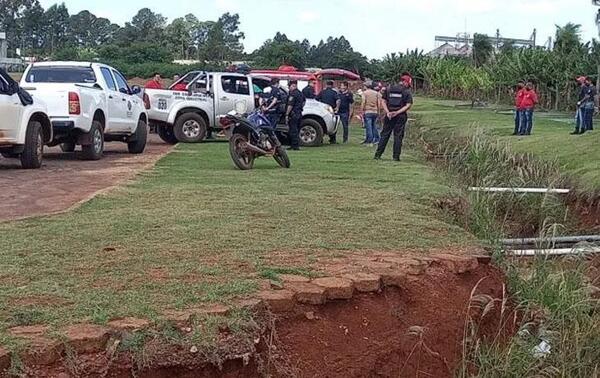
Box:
0;123;475;343
413;98;600;193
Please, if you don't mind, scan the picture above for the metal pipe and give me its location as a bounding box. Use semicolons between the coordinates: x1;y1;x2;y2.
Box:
502;235;600;245
507;247;600;257
469;187;570;194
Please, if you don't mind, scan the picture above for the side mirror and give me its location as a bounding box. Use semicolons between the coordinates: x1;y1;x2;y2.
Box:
9;81;20;95
131;85;141;95
119;87;129;95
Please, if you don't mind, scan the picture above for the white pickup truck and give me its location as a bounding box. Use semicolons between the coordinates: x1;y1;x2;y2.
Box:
0;68;52;169
146;71;339;147
20;62;148;160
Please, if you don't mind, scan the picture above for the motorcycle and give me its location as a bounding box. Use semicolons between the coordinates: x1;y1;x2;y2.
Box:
220;109;291;170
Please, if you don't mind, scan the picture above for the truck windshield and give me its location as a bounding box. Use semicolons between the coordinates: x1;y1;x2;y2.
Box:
25;66;97;84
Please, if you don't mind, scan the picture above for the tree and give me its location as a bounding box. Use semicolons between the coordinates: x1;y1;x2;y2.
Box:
199;13;245;63
554;23;582;55
473;33;493;67
130;8;166;43
0;0;39;56
43;3;71;53
252;33;308;68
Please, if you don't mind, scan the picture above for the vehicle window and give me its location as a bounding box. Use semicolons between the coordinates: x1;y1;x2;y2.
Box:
112;70;130;94
0;75;9;94
221;76;250;95
100;68;117;91
25;66;96;83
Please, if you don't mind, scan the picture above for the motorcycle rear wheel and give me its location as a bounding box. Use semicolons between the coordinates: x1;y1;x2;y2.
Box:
229;133;255;170
274;146;291;168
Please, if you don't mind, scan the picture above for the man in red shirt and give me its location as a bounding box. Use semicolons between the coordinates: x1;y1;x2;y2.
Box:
519;81;538;135
144;72;163;89
513;81;525;135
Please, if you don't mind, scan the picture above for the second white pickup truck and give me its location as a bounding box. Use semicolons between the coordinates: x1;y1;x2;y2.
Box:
20;62;148;160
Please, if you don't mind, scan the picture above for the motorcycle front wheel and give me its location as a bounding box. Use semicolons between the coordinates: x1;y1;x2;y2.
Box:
229;133;255;170
274;146;291;168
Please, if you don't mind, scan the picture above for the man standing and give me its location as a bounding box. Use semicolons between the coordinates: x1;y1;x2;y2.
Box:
302;79;317;100
286;80;306;151
361;82;381;146
519;82;538;135
513;81;525;135
264;78;287;129
317;81;341;144
338;82;354;143
573;77;597;134
374;75;413;161
145;72;163;89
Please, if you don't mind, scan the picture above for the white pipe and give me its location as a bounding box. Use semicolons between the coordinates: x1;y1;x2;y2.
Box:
502;235;600;245
507;247;600;257
469;187;570;194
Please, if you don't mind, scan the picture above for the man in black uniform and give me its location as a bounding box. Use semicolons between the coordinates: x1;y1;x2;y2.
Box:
264;78;287;129
317;81;341;144
374;75;413;161
302;79;317;99
286;80;306;151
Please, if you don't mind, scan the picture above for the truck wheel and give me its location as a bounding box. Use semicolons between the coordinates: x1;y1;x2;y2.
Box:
157;124;178;145
60;141;76;152
173;113;207;143
299;119;324;147
20;120;44;169
79;121;104;161
128;119;148;154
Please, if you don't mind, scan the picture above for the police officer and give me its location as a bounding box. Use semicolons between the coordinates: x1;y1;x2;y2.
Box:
286;80;306;151
302;79;317;99
374;75;413;162
317;81;341;144
264;78;287;129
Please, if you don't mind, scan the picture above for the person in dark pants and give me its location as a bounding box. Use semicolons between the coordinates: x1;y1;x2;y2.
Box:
302;79;317;99
264;78;287;129
573;76;597;134
513;81;525;135
338;82;354;143
317;81;341;144
374;75;413;162
286;80;306;150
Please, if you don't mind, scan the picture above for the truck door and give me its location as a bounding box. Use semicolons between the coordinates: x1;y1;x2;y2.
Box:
99;67;121;132
215;75;254;117
112;69;137;132
0;74;23;143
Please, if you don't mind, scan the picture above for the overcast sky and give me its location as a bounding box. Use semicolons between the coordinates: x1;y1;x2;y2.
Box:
40;0;600;59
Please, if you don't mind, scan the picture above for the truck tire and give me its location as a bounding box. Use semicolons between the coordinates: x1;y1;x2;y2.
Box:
128;119;148;154
299;119;324;147
60;141;76;152
20;120;44;169
173;113;207;143
157;124;178;145
79;121;104;161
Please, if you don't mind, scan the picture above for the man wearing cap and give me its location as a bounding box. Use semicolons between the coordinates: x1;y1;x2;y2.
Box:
518;81;538;135
572;76;597;134
513;81;525;135
374;75;413;162
286;80;306;151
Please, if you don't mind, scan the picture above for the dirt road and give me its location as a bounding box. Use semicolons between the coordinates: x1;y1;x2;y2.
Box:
0;135;173;222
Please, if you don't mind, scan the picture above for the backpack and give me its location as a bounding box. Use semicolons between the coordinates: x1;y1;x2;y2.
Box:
387;85;405;110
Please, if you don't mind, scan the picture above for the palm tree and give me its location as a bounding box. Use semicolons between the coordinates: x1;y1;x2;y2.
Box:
554;23;582;55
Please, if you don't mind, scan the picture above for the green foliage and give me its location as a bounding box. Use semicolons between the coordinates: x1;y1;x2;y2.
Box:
473;33;494;67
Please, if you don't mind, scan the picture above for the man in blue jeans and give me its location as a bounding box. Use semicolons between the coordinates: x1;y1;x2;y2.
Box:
338;82;354;143
361;82;381;145
573;77;597;134
519;82;538;135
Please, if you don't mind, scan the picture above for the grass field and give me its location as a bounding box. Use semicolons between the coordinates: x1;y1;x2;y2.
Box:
414;98;600;192
0;122;476;344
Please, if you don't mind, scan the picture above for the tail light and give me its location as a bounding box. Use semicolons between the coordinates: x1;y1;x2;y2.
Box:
219;116;232;128
68;92;80;115
143;93;151;109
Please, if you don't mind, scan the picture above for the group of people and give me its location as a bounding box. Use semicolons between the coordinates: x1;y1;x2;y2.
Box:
145;70;415;160
513;76;597;136
513;81;538;136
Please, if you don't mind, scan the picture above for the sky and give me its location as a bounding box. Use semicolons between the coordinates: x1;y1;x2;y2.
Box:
40;0;600;59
